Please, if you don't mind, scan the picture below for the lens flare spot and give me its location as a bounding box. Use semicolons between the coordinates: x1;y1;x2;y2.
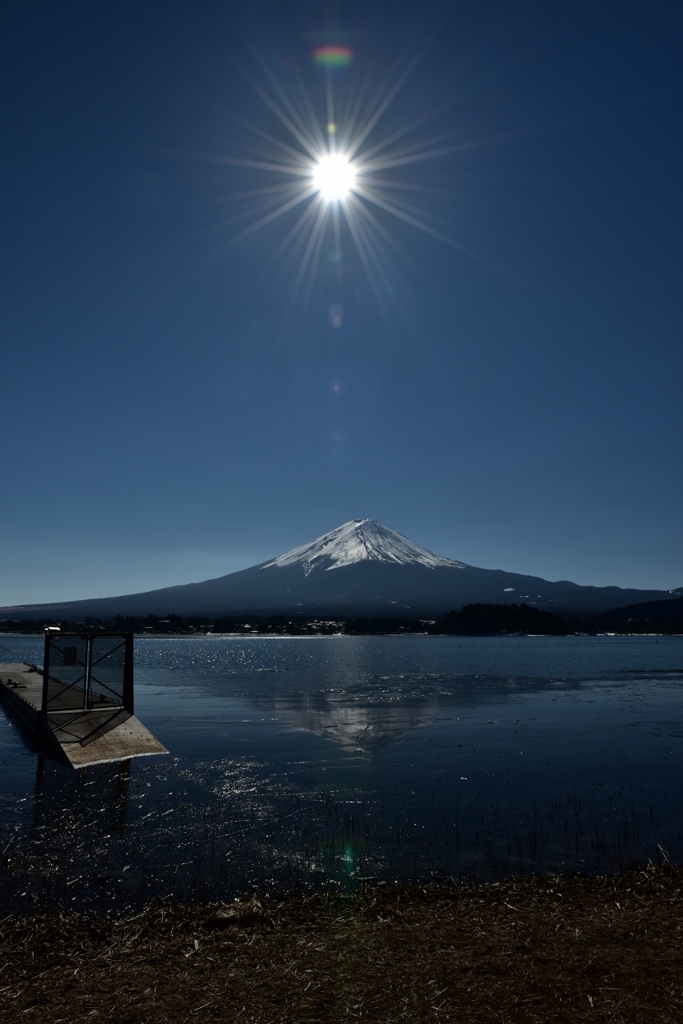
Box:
313;154;355;202
329;303;343;327
313;46;354;69
327;122;337;134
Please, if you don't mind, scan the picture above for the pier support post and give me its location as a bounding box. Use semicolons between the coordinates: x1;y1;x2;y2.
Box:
41;633;51;715
123;633;134;714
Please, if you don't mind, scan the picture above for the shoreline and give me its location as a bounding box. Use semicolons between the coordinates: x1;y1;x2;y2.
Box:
2;865;682;1023
2;629;683;637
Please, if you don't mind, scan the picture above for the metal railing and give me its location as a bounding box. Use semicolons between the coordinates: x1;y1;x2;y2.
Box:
42;633;133;715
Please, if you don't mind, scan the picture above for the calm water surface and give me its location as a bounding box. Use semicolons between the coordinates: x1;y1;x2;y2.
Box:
1;634;682;913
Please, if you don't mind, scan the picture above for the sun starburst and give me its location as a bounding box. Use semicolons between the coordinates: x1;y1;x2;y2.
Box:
198;37;493;313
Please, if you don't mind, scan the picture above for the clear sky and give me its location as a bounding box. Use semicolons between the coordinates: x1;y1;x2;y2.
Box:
2;0;682;605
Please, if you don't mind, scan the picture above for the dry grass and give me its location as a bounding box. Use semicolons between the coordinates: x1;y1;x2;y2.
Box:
1;865;682;1023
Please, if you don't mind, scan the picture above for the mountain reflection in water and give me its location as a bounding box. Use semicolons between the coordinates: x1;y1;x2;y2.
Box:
1;635;683;914
258;672;577;756
270;693;440;755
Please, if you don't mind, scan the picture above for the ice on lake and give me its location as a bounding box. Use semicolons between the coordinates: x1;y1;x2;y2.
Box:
1;634;682;913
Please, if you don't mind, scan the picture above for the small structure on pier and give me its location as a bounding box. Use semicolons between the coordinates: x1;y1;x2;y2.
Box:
0;632;167;768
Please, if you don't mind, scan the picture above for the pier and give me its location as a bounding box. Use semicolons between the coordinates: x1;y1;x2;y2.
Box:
0;633;167;768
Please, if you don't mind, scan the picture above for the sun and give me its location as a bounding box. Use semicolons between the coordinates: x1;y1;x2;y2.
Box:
206;38;490;307
312;153;356;202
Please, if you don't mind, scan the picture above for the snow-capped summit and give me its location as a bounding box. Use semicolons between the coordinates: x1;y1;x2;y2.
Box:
260;519;468;575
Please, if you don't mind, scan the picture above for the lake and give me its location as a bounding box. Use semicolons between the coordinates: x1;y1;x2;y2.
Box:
1;634;682;914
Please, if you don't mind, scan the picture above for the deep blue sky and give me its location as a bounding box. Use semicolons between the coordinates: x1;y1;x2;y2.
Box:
2;0;682;604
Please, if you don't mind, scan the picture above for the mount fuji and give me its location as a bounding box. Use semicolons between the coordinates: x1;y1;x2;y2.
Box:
1;519;680;621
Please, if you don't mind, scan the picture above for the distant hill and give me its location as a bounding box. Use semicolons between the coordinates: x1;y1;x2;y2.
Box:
601;594;683;621
1;520;680;621
432;603;568;636
596;594;683;632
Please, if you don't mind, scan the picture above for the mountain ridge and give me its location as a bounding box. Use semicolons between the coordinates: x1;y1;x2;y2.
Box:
0;519;679;620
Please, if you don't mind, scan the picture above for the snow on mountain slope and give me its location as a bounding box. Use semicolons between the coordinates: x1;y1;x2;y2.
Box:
261;519;468;575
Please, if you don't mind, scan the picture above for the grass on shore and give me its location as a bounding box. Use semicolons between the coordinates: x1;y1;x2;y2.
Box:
1;864;682;1024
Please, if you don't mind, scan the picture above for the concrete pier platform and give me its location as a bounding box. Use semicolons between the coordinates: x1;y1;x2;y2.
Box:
0;663;168;768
